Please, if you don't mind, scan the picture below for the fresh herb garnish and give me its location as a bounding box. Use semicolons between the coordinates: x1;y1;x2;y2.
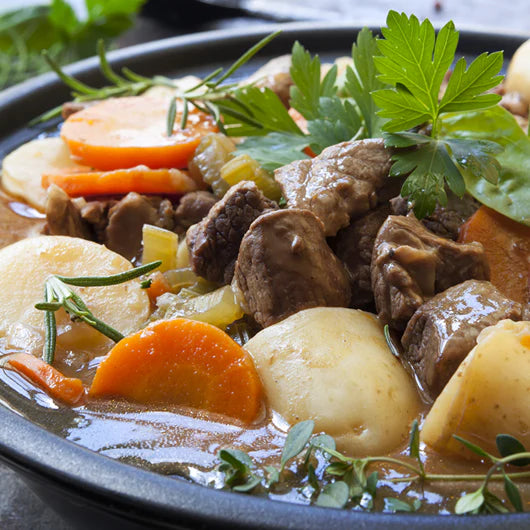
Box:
372;11;505;218
218;421;530;514
35;260;161;364
0;0;144;90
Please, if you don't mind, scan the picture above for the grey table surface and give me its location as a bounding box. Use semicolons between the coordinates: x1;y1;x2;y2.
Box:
0;1;529;528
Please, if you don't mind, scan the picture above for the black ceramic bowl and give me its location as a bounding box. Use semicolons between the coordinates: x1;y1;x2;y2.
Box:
0;24;529;530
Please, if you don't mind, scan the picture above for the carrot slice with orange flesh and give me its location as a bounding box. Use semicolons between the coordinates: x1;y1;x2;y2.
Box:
89;319;263;423
145;271;172;303
6;353;85;406
61;97;218;171
42;166;197;197
459;206;530;304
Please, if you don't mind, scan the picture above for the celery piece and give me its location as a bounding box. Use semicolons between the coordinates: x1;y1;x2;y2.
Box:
142;224;179;272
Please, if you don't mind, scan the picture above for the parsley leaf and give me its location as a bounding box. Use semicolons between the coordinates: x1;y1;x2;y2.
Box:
235;133;310;172
372;11;502;134
344;27;387;137
289;41;338;120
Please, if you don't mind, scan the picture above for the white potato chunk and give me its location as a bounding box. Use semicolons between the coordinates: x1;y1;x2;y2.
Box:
245;307;420;456
0;236;150;364
505;39;530;102
422;319;530;459
1;137;89;211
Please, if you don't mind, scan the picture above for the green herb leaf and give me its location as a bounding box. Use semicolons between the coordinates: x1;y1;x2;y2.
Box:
383;324;400;358
455;489;485;514
280;420;314;471
483;490;509;514
453;435;496;461
315;481;350;508
235;133;310;172
383;497;416;513
365;471;378;497
310;434;336;453
408;420;420;459
232;475;261;492
439;52;503;113
440;105;530;226
289;41;333;120
504;473;524;512
345;27;386;137
219;448;253;471
306;97;362;154
265;465;280;487
496;434;530;466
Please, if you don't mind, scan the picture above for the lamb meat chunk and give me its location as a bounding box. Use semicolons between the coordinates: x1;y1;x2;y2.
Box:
235;209;351;327
104;193;175;260
371;215;490;330
274;138;392;236
402;280;522;399
245;55;293;107
187;181;277;284
390;192;479;240
80;200;115;242
45;184;94;240
174;191;217;233
61;100;98;119
333;203;390;309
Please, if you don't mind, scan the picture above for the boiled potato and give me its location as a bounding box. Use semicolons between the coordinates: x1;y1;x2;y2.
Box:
0;236;150;367
245;307;420;456
422;319;530;459
1;137;89;211
505;39;530;102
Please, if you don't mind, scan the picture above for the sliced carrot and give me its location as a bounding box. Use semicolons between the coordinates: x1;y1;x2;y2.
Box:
89;319;263;423
7;353;85;406
41;166;198;197
61;96;218;171
459;206;530;304
145;271;172;303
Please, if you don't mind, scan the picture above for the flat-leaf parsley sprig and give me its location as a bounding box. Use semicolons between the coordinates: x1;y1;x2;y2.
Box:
372;11;505;218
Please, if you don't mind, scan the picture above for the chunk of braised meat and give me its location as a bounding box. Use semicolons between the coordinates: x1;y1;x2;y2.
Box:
45;184;94;240
274;138;392;236
235;209;351;327
174;191;217;234
79;200;115;241
390;192;479;240
371;215;490;331
187;181;277;284
104;193;174;260
402;280;522;400
333;204;390;309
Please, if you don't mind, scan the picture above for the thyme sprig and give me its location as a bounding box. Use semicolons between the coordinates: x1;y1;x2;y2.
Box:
218;420;530;514
35;260;161;364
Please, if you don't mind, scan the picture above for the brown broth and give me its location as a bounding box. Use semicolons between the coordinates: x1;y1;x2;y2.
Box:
0;185;528;515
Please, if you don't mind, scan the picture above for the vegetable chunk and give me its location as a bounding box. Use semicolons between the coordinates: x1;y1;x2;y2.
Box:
422;320;530;459
0;236;150;361
89;319;263;423
1;137;89;211
459;206;530;304
244;307;420;456
42;166;197;197
6;353;85;406
61;96;218;170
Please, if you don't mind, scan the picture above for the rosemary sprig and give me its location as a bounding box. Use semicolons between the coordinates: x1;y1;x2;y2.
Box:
35;261;161;364
218;421;530;514
36;31;281;131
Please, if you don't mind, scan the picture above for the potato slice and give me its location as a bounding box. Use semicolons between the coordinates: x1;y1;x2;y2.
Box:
245;307;420;456
505;39;530;102
422;319;530;459
0;236;150;366
1;137;89;211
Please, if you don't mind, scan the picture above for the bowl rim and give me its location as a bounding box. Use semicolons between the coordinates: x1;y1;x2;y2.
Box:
0;22;529;529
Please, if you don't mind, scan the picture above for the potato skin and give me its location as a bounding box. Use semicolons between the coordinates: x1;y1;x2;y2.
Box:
422;319;530;459
0;236;150;372
244;307;420;456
